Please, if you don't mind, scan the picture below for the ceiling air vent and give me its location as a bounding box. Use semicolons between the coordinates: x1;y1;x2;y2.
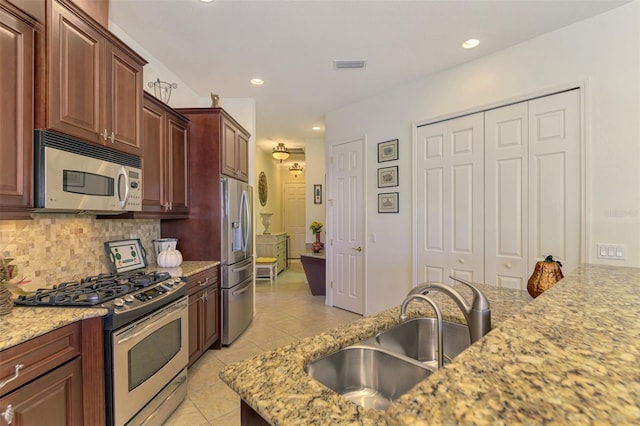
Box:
333;60;367;70
288;148;305;155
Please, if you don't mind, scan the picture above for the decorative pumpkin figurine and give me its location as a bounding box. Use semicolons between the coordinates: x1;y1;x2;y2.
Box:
527;255;564;298
157;247;183;268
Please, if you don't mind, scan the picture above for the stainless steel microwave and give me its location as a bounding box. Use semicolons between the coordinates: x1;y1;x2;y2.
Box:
33;130;142;214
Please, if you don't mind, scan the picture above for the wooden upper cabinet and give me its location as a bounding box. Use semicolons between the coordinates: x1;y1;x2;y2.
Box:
104;42;143;154
47;0;145;155
138;92;188;218
167;112;189;214
0;2;37;218
221;114;250;181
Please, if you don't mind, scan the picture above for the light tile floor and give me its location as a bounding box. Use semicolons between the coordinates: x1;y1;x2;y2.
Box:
163;261;362;425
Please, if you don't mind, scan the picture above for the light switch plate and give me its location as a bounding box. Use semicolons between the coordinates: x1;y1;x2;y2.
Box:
596;244;625;260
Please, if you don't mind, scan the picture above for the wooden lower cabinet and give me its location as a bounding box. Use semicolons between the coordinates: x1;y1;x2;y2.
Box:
0;318;103;426
187;266;220;367
0;358;83;426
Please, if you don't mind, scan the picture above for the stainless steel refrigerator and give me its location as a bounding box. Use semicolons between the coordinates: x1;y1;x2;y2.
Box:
220;177;254;345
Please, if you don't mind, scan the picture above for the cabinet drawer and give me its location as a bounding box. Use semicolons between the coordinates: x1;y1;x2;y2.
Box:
0;322;81;396
187;266;219;295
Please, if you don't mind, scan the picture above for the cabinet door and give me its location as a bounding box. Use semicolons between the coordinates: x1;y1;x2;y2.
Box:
236;131;249;181
221;118;238;178
167;113;188;214
104;42;142;155
203;284;219;349
0;6;34;216
141;97;166;213
0;357;83;426
188;290;204;367
49;0;102;144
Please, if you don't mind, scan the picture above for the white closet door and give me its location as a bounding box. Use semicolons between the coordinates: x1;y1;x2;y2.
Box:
416;113;484;284
528;90;581;275
484;102;529;289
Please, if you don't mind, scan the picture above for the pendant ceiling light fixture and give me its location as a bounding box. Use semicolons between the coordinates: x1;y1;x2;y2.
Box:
272;142;290;162
289;162;303;177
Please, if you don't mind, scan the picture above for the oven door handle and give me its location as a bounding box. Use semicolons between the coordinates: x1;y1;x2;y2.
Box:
117;300;187;345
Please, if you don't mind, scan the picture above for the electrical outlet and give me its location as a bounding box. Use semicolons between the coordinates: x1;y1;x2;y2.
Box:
597;244;625;260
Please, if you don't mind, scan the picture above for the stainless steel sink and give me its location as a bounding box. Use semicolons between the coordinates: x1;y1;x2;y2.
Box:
375;318;470;366
305;346;432;410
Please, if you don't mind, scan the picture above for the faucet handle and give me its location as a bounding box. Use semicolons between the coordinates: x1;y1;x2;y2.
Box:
448;275;490;311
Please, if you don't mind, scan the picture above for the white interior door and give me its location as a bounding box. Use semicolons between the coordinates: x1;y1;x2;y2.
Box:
415;89;581;289
415;113;484;284
528;90;581;275
484;102;529;288
329;137;364;314
283;183;306;258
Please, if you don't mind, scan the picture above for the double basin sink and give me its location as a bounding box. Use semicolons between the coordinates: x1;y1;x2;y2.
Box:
305;318;471;410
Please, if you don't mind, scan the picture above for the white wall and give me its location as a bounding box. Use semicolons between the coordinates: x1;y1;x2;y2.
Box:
304;137;326;244
325;2;640;315
109;22;258;187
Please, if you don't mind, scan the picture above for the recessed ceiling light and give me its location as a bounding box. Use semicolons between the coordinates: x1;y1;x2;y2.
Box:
250;78;264;86
462;38;480;49
311;126;321;131
199;0;214;3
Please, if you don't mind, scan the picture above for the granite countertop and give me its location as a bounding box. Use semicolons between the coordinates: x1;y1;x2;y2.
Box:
220;281;531;425
220;264;640;425
0;260;219;352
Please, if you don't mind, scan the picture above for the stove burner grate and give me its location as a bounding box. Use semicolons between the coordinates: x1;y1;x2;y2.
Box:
14;270;174;307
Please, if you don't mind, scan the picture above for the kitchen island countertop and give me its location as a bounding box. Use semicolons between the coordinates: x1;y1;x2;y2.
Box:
220;264;640;425
0;260;219;352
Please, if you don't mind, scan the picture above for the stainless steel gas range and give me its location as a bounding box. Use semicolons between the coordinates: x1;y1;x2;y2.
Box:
15;270;189;426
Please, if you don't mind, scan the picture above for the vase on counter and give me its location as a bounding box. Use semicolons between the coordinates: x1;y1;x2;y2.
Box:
311;231;324;253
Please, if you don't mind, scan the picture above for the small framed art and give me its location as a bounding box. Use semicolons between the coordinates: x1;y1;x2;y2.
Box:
378;192;399;213
378;139;398;163
314;184;322;204
377;166;398;188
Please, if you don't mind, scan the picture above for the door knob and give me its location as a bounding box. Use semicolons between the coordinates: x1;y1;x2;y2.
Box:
352;247;362;252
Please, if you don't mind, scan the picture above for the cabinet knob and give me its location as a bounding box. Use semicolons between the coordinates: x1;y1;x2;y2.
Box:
101;129;109;140
505;263;512;269
1;405;14;425
459;258;465;264
108;131;115;143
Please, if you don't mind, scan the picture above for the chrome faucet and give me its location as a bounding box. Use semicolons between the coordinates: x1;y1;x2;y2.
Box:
399;294;444;369
408;276;491;343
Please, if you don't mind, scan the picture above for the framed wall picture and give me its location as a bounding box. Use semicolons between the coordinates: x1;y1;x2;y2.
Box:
314;184;322;204
378;139;399;162
377;166;398;188
378;192;399;213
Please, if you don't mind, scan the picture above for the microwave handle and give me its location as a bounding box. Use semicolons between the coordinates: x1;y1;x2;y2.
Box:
117;167;130;209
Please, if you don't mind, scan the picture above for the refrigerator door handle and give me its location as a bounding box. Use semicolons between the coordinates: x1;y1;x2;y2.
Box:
232;280;252;296
232;264;252;273
240;189;251;252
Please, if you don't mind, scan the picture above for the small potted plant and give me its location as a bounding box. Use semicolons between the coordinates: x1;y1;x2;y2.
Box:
309;221;324;253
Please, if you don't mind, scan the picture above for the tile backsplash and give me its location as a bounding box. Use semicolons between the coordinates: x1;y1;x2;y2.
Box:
0;215;161;290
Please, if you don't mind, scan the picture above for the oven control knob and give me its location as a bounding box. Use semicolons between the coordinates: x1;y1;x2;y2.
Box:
124;294;135;304
113;298;125;307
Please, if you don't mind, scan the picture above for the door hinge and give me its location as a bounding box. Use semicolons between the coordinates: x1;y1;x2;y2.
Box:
330;281;334;289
